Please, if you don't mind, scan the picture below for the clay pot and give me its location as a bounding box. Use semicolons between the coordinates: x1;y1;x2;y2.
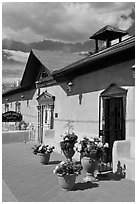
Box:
81;156;99;182
38;153;50;164
57;174;76;190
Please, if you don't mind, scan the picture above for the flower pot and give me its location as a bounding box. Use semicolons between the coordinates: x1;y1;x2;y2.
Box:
38;153;50;164
57;174;76;191
81;156;99;182
63;149;75;161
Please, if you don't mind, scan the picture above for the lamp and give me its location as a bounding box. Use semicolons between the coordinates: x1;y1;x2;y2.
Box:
67;81;74;92
21;95;24;100
131;65;135;79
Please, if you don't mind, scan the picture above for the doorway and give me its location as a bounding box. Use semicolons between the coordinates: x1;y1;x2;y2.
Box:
99;84;127;164
102;97;125;162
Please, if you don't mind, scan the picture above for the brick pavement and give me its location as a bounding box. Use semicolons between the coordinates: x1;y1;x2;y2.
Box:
2;142;135;202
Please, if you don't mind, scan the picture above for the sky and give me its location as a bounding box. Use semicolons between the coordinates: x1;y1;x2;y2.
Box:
2;1;135;88
2;2;135;43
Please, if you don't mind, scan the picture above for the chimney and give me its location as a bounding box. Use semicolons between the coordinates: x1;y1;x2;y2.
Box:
90;25;128;53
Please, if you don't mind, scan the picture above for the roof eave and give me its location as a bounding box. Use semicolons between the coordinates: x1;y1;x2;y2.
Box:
52;37;135;78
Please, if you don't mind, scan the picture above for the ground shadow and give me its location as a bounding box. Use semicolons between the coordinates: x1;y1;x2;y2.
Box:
72;182;99;191
98;161;126;181
48;160;62;165
97;172;125;181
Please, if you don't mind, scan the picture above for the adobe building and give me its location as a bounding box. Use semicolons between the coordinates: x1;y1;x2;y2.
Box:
2;25;135;180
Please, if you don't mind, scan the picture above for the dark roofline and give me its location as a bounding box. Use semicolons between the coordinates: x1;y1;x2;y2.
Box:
90;25;128;39
32;49;52;75
20;50;46;88
2;86;35;98
52;36;135;77
2;50;44;98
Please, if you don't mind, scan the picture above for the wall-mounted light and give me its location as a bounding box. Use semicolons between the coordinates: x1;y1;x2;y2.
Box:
67;81;74;92
21;95;24;100
132;65;135;79
6;98;9;102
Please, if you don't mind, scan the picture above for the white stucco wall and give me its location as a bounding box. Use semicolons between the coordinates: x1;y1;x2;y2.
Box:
43;60;135;159
2;59;135;163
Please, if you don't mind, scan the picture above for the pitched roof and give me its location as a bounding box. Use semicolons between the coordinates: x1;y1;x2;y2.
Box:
2;50;85;97
32;49;85;73
90;25;128;41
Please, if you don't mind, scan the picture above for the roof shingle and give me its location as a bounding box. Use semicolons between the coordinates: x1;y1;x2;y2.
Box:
32;49;85;73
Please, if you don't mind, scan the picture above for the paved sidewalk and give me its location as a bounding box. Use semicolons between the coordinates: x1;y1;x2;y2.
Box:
2;142;135;202
2;180;18;202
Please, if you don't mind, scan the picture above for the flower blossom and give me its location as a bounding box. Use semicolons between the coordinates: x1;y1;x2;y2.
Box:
60;161;66;166
104;143;109;148
38;144;44;151
74;142;82;152
89;138;94;142
98;142;103;148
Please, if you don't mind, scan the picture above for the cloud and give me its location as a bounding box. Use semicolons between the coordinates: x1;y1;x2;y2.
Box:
2;63;25;86
3;49;29;63
2;2;135;43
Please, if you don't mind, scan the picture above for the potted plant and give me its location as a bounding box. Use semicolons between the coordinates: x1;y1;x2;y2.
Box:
53;160;83;191
31;143;41;155
60;120;78;161
31;143;55;164
75;137;109;182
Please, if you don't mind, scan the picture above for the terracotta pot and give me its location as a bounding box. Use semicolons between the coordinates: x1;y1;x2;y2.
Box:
63;149;75;161
38;153;50;164
57;174;76;190
81;156;99;182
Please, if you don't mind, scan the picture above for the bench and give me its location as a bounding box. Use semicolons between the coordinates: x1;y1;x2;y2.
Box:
112;140;135;181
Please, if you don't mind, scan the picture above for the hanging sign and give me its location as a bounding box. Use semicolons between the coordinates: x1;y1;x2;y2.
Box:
2;111;22;122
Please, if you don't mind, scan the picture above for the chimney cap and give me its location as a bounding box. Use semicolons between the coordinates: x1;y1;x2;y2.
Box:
90;25;128;41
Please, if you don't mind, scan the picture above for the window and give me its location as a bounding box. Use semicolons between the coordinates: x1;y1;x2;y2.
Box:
15;102;21;113
43;105;54;129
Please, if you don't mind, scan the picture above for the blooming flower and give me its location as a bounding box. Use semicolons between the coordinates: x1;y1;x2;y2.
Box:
76;137;109;161
74;142;82;152
98;142;103;148
60;161;66;166
31;144;55;155
104;143;109;148
53;161;83;176
38;144;44;151
89;138;94;142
